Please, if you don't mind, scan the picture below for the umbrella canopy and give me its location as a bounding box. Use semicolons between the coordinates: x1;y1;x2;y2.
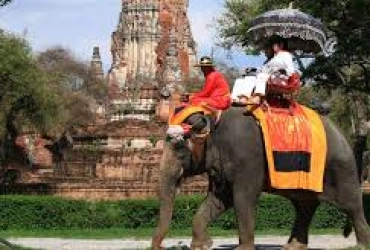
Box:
247;8;327;54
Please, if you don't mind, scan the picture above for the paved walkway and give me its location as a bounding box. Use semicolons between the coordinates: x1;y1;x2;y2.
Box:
8;234;357;250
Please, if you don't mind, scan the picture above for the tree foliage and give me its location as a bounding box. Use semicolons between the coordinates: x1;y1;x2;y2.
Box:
37;47;107;100
0;34;107;138
37;47;107;132
0;0;11;7
297;86;354;139
216;0;370;92
216;0;370;144
0;32;108;171
0;32;61;138
216;0;262;53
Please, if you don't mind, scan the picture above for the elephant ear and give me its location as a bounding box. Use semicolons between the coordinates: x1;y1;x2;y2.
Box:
205;136;222;171
163;142;192;171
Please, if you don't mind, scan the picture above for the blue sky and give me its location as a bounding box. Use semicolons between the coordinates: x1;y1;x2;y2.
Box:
0;0;264;72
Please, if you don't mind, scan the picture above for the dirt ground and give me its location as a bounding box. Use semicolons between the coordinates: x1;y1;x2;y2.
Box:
7;234;358;250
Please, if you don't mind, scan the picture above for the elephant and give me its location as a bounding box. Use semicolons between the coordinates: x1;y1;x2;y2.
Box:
151;106;370;250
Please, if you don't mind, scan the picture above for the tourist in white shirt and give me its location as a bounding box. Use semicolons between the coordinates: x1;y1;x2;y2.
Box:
231;67;258;104
252;37;295;104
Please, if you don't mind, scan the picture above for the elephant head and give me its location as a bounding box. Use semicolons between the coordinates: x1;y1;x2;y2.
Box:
152;86;209;249
151;138;206;249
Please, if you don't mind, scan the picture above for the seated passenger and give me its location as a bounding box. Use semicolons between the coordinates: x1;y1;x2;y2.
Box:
167;56;231;140
231;67;258;105
189;56;231;111
252;36;296;104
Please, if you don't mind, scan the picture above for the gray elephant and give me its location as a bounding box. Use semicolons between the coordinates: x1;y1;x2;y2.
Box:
151;107;370;250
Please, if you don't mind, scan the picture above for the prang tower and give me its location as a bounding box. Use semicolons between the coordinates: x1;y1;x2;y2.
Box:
108;0;198;89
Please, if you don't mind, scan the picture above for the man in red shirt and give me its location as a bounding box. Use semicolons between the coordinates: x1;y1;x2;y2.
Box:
190;56;231;110
167;57;231;142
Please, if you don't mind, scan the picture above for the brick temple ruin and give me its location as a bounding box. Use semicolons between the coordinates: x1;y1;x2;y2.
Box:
0;0;207;200
109;0;198;84
106;0;199;121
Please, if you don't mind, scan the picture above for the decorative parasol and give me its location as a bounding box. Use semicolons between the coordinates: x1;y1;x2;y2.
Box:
247;5;327;54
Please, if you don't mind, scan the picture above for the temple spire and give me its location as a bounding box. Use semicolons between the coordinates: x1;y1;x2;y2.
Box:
109;0;198;86
106;0;199;121
91;46;104;80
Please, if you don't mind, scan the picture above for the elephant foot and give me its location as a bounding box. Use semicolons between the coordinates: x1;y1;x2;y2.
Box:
190;246;211;250
234;244;254;250
282;239;308;250
151;246;165;250
190;238;212;250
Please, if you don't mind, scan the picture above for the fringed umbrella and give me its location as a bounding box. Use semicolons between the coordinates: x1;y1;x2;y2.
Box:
247;4;327;54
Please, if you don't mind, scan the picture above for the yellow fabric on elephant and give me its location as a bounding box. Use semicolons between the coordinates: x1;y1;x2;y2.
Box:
253;104;327;192
169;105;213;125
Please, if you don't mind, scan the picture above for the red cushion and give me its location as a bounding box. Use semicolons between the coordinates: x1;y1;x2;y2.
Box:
267;73;301;94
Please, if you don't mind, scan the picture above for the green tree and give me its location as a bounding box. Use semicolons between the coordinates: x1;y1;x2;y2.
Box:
0;32;61;170
37;47;107;132
37;46;107;99
0;0;11;7
0;32;61;137
216;0;370;90
297;86;353;139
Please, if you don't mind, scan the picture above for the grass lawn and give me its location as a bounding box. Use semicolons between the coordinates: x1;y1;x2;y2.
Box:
0;228;343;239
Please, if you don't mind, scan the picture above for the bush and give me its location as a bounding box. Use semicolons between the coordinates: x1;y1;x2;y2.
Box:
0;194;362;231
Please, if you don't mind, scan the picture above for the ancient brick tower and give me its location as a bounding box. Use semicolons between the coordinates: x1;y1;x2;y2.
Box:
108;0;198;89
91;47;104;80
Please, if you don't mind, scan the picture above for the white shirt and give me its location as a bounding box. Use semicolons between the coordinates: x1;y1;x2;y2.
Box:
231;76;258;100
260;51;295;76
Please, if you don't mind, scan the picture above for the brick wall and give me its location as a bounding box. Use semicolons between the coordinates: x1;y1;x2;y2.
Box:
1;120;208;200
48;148;207;200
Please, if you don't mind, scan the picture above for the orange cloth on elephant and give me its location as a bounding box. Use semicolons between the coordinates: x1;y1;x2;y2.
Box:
190;71;231;110
253;104;327;192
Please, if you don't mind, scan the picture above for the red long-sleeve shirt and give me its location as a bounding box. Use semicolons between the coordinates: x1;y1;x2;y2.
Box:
190;71;231;110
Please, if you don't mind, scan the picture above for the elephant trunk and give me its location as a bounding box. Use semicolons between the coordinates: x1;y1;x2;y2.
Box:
152;144;183;250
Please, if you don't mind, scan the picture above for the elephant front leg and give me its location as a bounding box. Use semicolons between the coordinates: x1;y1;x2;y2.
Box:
233;189;260;250
191;193;230;250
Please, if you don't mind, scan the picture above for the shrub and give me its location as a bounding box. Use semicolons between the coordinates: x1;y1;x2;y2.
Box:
0;194;361;231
